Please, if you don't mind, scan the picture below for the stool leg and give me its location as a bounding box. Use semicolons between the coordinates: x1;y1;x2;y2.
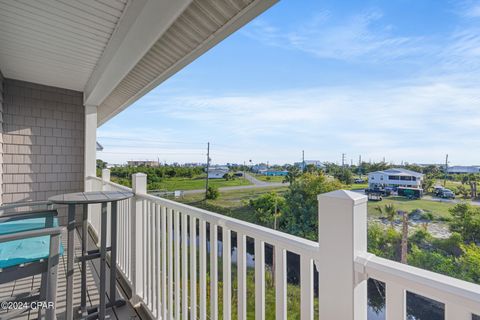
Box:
65;204;75;320
81;203;88;316
110;201;118;305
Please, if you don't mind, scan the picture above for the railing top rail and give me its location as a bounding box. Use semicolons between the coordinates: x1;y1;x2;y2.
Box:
138;192;319;256
87;176;133;192
86;176;102;182
86;176;319;256
356;253;480;314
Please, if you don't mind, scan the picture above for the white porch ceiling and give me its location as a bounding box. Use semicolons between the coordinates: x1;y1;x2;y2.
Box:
0;0;277;126
96;0;277;125
0;0;129;91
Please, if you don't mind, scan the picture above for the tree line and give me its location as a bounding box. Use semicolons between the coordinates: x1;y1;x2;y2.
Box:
249;170;480;285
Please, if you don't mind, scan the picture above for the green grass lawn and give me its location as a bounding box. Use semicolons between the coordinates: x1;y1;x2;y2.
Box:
253;174;285;183
151;176;252;191
177;186;289;223
347;182;369;190
368;196;455;220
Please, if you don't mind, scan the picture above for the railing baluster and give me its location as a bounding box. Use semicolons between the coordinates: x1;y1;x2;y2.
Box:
161;205;167;319
142;200;147;302
199;220;207;320
255;239;265;320
300;256;314;320
149;202;154;309
386;282;405;320
174;210;181;320
210;224;218;320
168;208;174;319
237;232;247;320
223;228;232;320
190;216;197;320
181;214;188;319
143;201;152;307
445;303;471;320
275;246;287;320
155;204;161;318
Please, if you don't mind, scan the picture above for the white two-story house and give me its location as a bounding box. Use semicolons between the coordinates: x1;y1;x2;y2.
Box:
368;168;424;189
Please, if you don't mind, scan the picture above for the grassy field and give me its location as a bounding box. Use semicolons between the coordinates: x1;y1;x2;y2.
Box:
347;182;369;190
367;196;455;220
150;176;252;191
253;174;285;183
177;186;289;223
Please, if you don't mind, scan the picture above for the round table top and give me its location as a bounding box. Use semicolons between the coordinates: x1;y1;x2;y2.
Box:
49;191;134;204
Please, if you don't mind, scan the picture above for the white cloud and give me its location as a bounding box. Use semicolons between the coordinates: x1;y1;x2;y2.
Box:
243;9;425;62
114;79;480;165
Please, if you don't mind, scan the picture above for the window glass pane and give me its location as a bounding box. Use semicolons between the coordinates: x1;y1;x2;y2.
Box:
406;291;444;320
368;279;385;320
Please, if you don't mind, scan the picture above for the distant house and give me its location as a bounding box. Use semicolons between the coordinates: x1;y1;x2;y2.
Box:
447;166;480;174
368;168;423;189
127;160;160;167
294;160;325;170
252;164;268;173
263;170;288;176
207;168;229;179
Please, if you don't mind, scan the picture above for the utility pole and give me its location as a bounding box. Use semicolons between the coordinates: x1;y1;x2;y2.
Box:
444;154;449;187
302;150;305;172
205;142;210;200
358;155;362;178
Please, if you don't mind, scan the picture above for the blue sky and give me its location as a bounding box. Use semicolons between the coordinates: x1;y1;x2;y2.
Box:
98;0;480;166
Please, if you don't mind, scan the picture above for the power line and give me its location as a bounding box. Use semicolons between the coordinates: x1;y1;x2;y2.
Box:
99;151;204;155
97;137;206;145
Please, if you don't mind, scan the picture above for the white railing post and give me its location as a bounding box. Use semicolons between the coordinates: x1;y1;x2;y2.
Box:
317;190;368;320
101;169;111;185
84;105;97;192
131;173;147;305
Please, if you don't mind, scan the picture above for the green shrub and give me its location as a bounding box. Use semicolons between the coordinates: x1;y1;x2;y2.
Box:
206;186;219;200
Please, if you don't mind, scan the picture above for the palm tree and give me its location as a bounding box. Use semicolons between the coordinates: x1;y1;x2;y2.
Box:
422;212;434;230
375;204;397;228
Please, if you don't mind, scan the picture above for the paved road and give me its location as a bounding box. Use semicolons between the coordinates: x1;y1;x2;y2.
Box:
183;173;287;195
243;172;273;186
422;195;480;206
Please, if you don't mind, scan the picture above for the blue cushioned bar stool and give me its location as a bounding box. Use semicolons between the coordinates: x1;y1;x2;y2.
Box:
49;191;133;320
0;201;64;320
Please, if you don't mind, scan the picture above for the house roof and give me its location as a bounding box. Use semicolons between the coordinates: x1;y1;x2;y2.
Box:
0;0;277;125
369;168;424;178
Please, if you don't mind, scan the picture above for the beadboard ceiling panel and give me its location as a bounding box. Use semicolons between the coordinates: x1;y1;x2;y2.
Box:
0;0;129;91
97;0;277;125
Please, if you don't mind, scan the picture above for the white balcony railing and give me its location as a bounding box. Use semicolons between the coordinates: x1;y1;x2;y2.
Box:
86;171;480;320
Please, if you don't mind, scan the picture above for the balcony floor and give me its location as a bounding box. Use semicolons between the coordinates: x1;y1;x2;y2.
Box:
0;229;140;320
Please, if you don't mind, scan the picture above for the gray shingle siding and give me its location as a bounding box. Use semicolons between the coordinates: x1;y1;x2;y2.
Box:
2;78;84;204
0;71;3;200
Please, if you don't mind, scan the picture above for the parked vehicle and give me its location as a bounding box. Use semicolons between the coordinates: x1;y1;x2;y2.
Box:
365;188;391;196
368;193;383;201
439;189;455;199
434;186;445;197
397;187;423;199
354;178;365;184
